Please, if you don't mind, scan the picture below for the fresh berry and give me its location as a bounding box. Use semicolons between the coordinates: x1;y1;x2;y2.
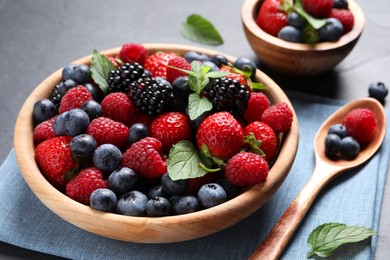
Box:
93;144;122;172
186;173;220;195
108;167;138;196
70;134;97;163
202;61;219;72
197;183;227;209
210;54;228;67
147;185;168;199
340;136;360;158
86;117;129;149
115;190;148;216
368;81;388;102
243;92;270;123
33;116;57;145
161;173;188;196
107;62;149;93
333;0;348;9
61;108;90;137
219;66;247;86
128;123;150;144
107;56;122;68
278;26;303;43
35;136;77;189
302;0;333;18
233;57;257;79
318;18;344;41
196;112;244;159
83;83;104;103
244;121;279;162
324;133;341;156
145;197;171;217
287;12;306;30
49;79;77;108
129;115;154;128
80;100;103;121
343;108;377;143
166;56;191;84
183;51;209;63
150;112;192;152
172;76;191;112
90;188;117;212
101;92;137;125
144;52;180;79
328;123;348;138
171;195;199;215
216;178;239;200
261;102;293;132
62;64;91;84
119;43;148;65
53;111;69;136
256;0;288;37
58;86;92;114
33;99;57;123
330;8;354;34
225;152;269;186
121;137;167;179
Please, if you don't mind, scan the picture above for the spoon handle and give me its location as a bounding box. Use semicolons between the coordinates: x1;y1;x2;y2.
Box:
249;165;337;260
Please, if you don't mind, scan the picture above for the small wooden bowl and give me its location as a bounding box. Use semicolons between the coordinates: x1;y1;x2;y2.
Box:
14;43;299;243
241;0;365;76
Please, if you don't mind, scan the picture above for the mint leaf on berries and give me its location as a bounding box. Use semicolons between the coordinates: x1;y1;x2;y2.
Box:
181;14;224;46
90;49;116;95
307;223;375;258
188;93;212;120
294;0;326;30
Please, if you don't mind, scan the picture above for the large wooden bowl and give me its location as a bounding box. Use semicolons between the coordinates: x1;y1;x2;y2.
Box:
14;43;299;243
241;0;365;76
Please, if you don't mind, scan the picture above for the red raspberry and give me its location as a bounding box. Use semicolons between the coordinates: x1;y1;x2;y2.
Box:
225;152;269;186
196;112;244;159
244;121;279;162
343;108;377;144
144;52;180;79
302;0;333;18
86;117;129;149
58;85;92;114
122;137;167;179
119;43;148;65
166;56;191;84
330;9;354;34
243;92;270;123
150;112;192;153
101;92;137;125
35;136;78;189
261;102;293;132
220;66;247;86
65;167;107;205
256;0;288;37
33;115;57;145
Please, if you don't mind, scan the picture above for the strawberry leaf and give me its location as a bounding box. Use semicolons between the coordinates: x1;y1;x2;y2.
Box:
188;93;213;120
294;0;326;30
90;49;116;95
181;14;224;46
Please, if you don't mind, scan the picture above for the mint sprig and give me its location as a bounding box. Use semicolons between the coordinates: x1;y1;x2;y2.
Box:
294;0;326;30
181;14;224;46
90;49;116;95
307;223;375;258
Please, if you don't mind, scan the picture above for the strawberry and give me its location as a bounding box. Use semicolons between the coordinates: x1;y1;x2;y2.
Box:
86;117;129;149
150;112;192;153
58;85;92;114
119;43;148;65
65;167;107;205
256;0;288;37
225;152;269;186
122;137;167;179
144;52;180;79
302;0;333;18
101;92;137;125
243;92;270;123
35;136;78;189
220;66;247;86
166;56;191;84
261;102;293;132
33;115;57;145
196;112;244;159
244;121;279;162
330;8;354;34
343;108;377;144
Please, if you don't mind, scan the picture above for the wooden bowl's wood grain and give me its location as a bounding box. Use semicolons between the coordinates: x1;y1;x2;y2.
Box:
241;0;365;76
14;43;299;243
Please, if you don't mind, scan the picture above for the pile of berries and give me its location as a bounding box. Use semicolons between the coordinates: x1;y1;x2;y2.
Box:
32;43;294;217
256;0;355;43
324;108;377;159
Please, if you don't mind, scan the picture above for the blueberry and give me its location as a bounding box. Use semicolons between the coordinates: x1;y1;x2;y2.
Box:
340;136;360;158
202;61;220;72
161;173;188;195
53;111;69;136
210;54;228;67
70;134;97;163
128;123;149;144
33;99;57;123
232;57;257;79
197;183;227;209
90;188;117;212
287;12;306;30
155;76;172;88
184;51;209;63
368;81;388;102
319;18;344;42
93;144;122;172
63;108;90;137
328;123;348;138
62;64;77;81
108;167;138;196
146;197;171;217
278;26;303;43
325;134;341;156
333;0;348;9
80;100;103;121
84;83;104;102
147;185;168;199
216;178;239;200
63;64;91;84
172;195;199;215
115;190;148;216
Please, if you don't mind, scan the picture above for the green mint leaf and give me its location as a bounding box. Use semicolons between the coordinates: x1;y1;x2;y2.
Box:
205;71;231;78
90;49;116;95
188;93;213;120
307;223;375;258
168;140;207;180
302;23;320;44
181;14;224;46
188;74;201;93
294;0;326;30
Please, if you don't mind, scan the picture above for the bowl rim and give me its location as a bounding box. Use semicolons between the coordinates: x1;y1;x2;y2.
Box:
14;43;299;243
241;0;366;52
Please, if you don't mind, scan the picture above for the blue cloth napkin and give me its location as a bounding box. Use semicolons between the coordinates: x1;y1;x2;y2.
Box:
0;92;389;260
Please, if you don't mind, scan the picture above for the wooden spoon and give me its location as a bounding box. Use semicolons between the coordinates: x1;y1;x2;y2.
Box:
250;98;386;260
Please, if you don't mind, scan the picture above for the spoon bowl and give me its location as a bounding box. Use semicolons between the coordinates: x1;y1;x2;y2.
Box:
250;98;386;259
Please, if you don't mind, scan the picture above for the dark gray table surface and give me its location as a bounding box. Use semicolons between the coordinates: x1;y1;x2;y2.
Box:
1;0;389;259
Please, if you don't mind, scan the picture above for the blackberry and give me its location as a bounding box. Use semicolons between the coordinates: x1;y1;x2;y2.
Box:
107;62;150;93
49;79;77;108
203;77;250;115
128;77;175;116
